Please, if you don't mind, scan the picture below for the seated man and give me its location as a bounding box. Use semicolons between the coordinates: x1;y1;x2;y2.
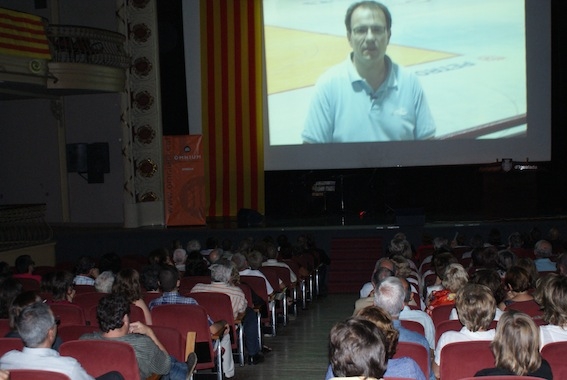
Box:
191;258;264;364
0;302;123;380
148;265;236;379
73;255;99;286
373;276;432;379
433;283;497;378
80;293;196;380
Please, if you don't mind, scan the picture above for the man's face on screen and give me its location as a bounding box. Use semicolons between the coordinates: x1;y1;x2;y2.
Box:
348;6;390;66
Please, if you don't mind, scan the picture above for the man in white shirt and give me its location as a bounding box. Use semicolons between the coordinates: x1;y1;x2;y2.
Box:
0;302;122;380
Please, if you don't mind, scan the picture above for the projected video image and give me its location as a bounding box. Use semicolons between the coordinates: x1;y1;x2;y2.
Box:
264;0;526;145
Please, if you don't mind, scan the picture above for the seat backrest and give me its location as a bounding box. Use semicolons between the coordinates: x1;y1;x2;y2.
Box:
393;341;430;380
152;325;185;362
541;341;567;379
240;275;269;303
143;291;162;305
57;324;99;342
400;320;425;336
189;292;238;349
258;267;280;292
237;283;255;308
0;337;24;356
439;340;494;380
505;299;544;320
9;369;71;380
73;292;105;313
14;277;40;292
431;303;455;328
271;266;294;287
282;259;302;279
60;339;141;380
73;285;96;294
0;318;11;337
151;304;216;370
179;276;211;293
458;377;546;380
49;303;86;326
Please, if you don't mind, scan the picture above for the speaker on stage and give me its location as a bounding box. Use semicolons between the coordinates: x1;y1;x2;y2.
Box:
237;208;264;228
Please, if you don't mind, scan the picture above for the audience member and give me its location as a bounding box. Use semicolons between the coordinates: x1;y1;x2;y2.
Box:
328;317;387;380
556;253;567;276
190;258;264;364
516;257;539;289
47;271;76;304
148;265;236;378
98;252;122;274
94;271;115;293
140;264;161;293
498;266;540;318
450;269;504;321
398;277;435;350
426;263;468;315
373;276;431;378
533;240;556;272
112;268;152;325
475;310;552;379
424;252;458;299
534;273;567;348
434;283;497;378
172;248;188;272
147;248;173;267
80;294;195;380
0;302;122;379
238;251;275;296
262;243;297;283
12;255;41;283
360;258;396;298
326;306;425;380
0;277;22;319
354;267;395;315
5;291;63;350
496;249;517;278
73;256;99;286
183;250;210;277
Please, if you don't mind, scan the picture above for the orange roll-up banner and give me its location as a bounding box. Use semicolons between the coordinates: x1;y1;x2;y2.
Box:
163;135;206;226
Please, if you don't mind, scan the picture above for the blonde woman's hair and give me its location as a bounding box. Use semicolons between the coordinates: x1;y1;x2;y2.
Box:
442;263;468;293
534;273;567;326
491;310;542;375
455;283;496;331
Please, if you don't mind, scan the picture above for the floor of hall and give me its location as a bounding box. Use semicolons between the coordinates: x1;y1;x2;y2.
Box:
214;293;357;380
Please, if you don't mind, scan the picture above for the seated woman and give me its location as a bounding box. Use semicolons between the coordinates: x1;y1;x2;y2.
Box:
475;310;552;379
498;266;543;319
325;306;426;380
534;273;567;348
328;317;387;380
427;263;468;315
449;269;505;321
112;268;152;325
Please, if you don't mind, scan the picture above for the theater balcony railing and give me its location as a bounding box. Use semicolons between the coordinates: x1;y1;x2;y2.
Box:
0;17;129;100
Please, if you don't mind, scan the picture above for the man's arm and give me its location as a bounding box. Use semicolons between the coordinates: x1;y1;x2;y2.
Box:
129;321;167;353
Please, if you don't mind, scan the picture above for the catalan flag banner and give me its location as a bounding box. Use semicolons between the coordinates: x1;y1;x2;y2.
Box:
0;7;51;59
200;0;265;218
163;135;206;226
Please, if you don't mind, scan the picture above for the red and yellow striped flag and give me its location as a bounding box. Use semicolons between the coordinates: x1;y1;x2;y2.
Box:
0;7;51;59
200;0;265;218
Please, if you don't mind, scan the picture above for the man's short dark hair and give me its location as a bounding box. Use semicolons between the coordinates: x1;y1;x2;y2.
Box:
15;255;34;274
158;265;179;292
74;255;96;275
140;264;161;292
345;1;392;32
97;294;131;333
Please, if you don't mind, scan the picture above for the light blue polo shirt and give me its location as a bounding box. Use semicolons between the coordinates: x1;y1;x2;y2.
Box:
302;54;436;143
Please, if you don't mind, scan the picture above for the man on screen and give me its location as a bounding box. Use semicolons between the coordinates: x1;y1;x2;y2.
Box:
301;1;436;143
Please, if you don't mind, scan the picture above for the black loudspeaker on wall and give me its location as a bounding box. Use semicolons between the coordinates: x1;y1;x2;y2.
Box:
237;208;264;228
66;142;110;184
